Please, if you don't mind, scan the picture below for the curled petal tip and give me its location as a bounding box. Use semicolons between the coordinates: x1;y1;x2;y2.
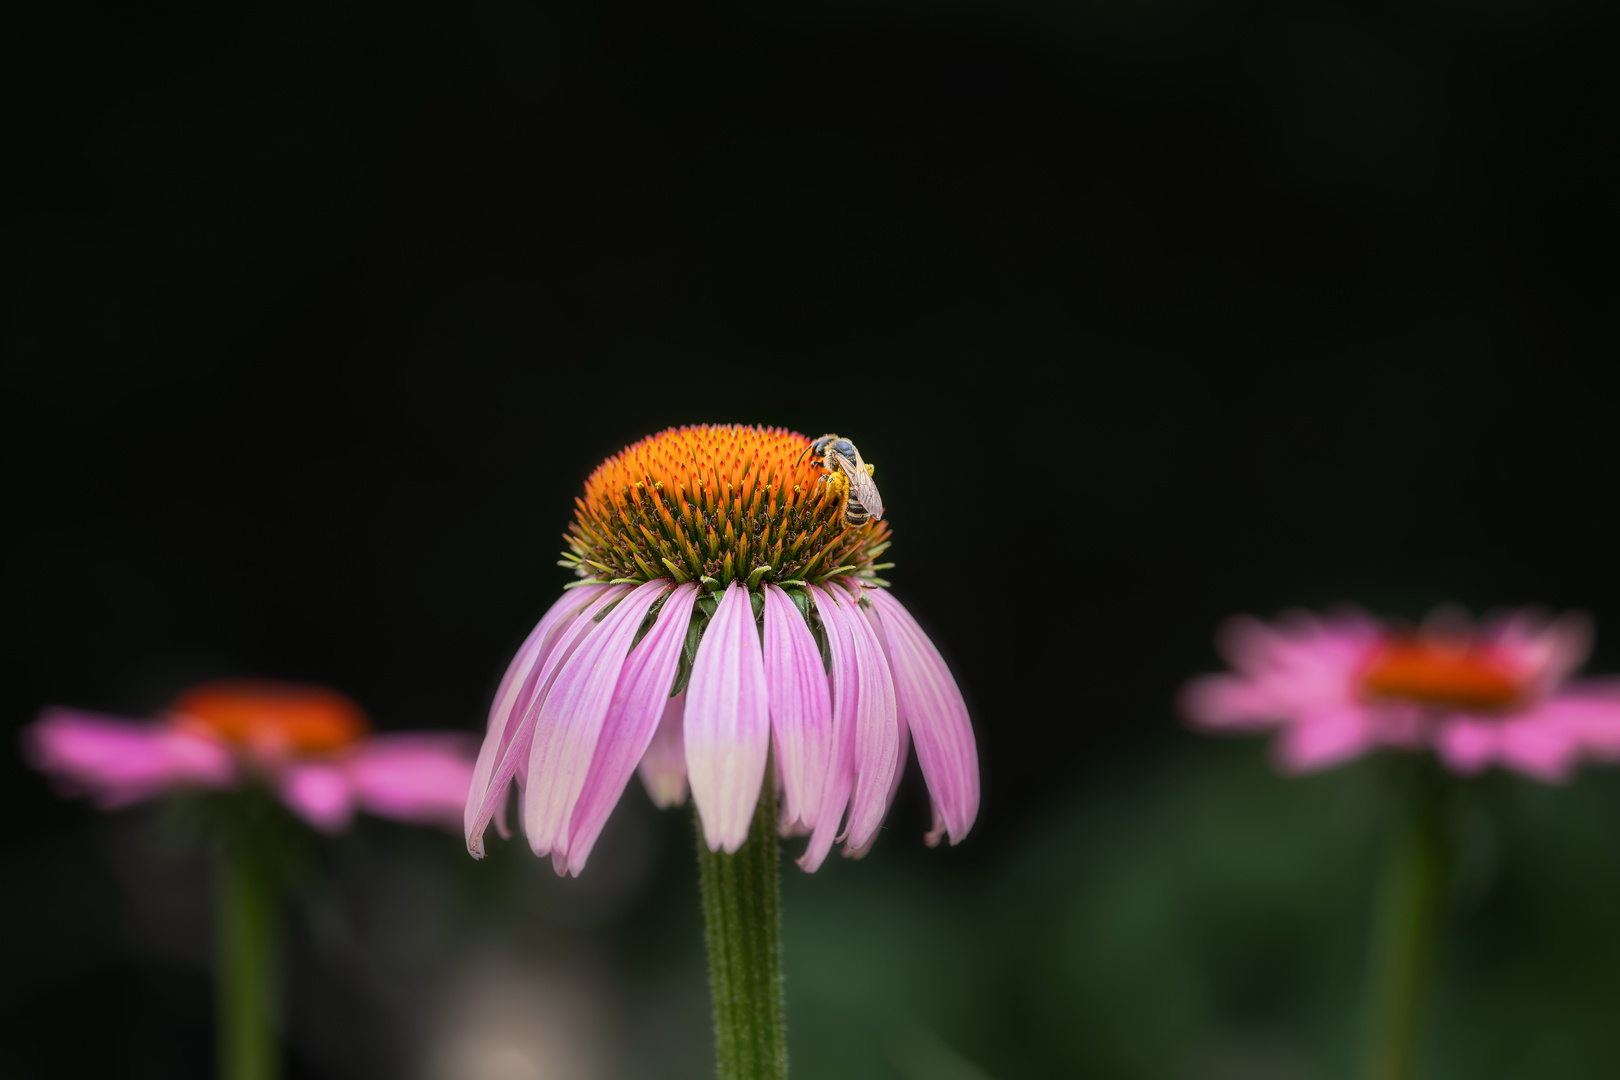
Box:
924;803;947;848
868;589;979;849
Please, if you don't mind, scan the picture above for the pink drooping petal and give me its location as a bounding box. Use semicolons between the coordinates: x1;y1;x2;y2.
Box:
25;709;237;807
525;579;672;862
1208;611;1382;716
888;709;912;819
565;582;700;875
1495;720;1581;781
639;690;689;808
1180;675;1294;731
465;583;614;841
280;762;356;833
845;602;912;859
1544;681;1620;759
1435;708;1583;783
840;588;899;853
761;583;833;833
1434;718;1497;775
867;587;979;847
466;585;629;857
686;580;772;853
350;733;478;829
491;584;614;734
1274;705;1377;773
1226;608;1384;667
799;583;861;872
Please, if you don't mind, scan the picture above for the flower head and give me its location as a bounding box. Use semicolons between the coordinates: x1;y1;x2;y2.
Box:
1182;606;1620;781
466;423;979;875
26;680;477;832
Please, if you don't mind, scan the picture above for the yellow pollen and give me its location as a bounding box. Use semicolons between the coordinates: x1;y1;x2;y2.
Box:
564;424;892;588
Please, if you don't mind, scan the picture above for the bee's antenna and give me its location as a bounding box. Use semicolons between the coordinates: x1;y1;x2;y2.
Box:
795;445;813;468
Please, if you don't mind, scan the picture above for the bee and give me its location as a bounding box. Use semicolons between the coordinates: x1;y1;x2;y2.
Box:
798;433;884;526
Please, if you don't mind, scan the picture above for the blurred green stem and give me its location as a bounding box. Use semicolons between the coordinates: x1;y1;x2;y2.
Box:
217;841;281;1080
1357;761;1450;1080
696;759;787;1080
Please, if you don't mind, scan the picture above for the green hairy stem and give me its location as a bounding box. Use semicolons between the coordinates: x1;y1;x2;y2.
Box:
696;760;788;1080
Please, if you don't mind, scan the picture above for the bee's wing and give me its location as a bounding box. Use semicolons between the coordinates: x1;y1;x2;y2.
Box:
836;450;883;521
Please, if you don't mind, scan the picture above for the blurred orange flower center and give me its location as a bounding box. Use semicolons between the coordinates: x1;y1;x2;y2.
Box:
1358;639;1523;711
171;681;371;755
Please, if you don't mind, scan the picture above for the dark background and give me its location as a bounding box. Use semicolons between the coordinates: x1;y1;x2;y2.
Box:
6;1;1620;1077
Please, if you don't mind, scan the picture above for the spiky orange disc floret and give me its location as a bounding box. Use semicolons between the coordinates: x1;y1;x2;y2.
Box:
563;424;893;589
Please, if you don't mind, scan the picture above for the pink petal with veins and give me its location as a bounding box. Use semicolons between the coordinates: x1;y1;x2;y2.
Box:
465;583;614;839
762;584;833;833
845;602;912;860
799;583;861;872
840;589;898;853
525;579;671;861
868;587;978;847
686;581;771;854
466;585;629;857
566;582;700;875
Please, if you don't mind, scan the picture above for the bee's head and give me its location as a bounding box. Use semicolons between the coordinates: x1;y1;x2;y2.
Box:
797;433;837;468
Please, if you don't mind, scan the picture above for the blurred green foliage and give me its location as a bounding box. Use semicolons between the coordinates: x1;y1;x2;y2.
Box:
8;734;1620;1078
781;740;1620;1080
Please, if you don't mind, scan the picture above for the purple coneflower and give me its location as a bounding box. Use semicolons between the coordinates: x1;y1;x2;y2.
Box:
28;680;476;831
464;423;979;875
1182;605;1620;1080
1182;606;1620;781
26;680;477;1080
466;423;979;1080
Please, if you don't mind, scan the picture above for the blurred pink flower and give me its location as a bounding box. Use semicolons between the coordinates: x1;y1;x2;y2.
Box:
1182;607;1620;781
26;681;477;832
464;425;980;876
